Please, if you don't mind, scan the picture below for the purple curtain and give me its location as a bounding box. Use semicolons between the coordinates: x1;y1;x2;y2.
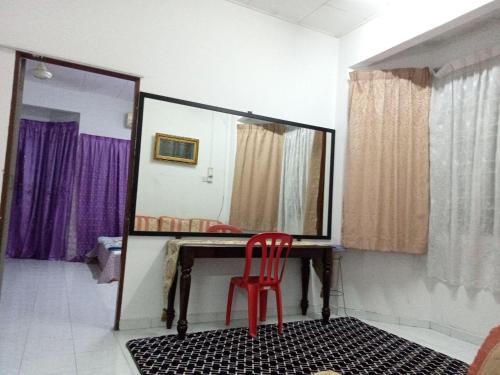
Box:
74;134;130;260
7;120;78;260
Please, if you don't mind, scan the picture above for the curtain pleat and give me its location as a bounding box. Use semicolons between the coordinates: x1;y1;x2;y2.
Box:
278;127;315;234
342;68;431;253
229;124;284;232
72;134;130;260
427;54;500;290
6;120;78;260
303;131;325;235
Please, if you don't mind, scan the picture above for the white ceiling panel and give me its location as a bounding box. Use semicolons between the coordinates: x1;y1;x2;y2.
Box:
301;1;368;36
246;0;327;23
225;0;391;37
328;0;389;17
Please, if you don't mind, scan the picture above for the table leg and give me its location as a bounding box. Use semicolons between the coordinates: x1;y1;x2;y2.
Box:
322;249;332;323
165;269;178;329
177;253;194;338
301;258;311;315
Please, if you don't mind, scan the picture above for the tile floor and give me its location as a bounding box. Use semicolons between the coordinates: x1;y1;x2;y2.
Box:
0;259;479;375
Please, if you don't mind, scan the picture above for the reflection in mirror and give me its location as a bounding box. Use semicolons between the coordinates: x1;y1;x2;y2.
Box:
132;94;333;238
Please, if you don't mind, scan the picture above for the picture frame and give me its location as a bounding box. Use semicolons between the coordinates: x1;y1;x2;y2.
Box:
154;133;199;164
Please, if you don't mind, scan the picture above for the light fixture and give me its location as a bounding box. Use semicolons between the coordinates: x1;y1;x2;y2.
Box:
31;62;53;80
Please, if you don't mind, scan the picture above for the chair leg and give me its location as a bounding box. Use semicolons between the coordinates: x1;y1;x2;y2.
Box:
247;285;258;337
259;290;268;322
275;286;283;335
226;282;236;326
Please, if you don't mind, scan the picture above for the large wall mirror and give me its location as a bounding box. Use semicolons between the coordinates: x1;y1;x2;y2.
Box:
130;93;334;239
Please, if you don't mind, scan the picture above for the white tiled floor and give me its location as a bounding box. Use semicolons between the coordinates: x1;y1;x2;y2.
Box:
0;259;479;375
0;259;129;375
358;320;479;365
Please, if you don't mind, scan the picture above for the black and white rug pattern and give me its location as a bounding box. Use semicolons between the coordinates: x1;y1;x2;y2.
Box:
126;317;469;374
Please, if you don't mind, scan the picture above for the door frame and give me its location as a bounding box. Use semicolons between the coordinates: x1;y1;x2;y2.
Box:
0;51;141;330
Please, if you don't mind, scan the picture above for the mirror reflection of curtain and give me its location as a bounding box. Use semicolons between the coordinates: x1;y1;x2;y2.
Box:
303;131;325;235
229;124;285;232
277;127;315;234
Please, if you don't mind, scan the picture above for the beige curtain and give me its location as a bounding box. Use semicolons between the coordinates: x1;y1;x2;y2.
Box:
229;124;285;231
303;131;325;235
342;68;431;254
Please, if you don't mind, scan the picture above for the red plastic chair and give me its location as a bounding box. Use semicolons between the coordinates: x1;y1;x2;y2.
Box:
207;224;243;233
226;232;293;337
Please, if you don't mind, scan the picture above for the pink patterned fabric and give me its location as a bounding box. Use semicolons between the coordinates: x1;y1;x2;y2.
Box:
135;215;159;231
158;216;175;231
159;216;190;232
142;216;223;232
158;216;222;232
190;218;222;232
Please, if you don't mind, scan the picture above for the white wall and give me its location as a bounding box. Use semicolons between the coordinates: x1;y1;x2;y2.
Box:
0;0;339;328
0;47;16;295
136;98;236;223
0;0;337;128
22;79;133;139
333;0;500;341
0;48;15;201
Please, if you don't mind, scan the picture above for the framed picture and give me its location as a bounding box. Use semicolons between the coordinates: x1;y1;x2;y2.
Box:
154;133;199;164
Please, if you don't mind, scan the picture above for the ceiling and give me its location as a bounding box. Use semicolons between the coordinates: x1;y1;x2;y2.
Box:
24;60;135;101
226;0;391;37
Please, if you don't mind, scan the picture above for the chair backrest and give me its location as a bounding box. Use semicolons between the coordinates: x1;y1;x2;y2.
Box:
243;232;293;285
207;224;243;233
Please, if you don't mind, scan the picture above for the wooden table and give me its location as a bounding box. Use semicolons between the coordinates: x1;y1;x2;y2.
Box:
164;243;333;338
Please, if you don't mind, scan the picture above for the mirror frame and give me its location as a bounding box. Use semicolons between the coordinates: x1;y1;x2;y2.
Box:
129;92;335;239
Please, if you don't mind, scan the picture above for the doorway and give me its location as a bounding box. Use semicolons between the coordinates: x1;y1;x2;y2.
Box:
0;52;140;342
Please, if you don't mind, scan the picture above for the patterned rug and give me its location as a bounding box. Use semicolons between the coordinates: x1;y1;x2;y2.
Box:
126;317;469;374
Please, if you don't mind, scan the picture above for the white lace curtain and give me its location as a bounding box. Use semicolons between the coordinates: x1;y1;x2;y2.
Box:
428;49;500;290
278;127;315;234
